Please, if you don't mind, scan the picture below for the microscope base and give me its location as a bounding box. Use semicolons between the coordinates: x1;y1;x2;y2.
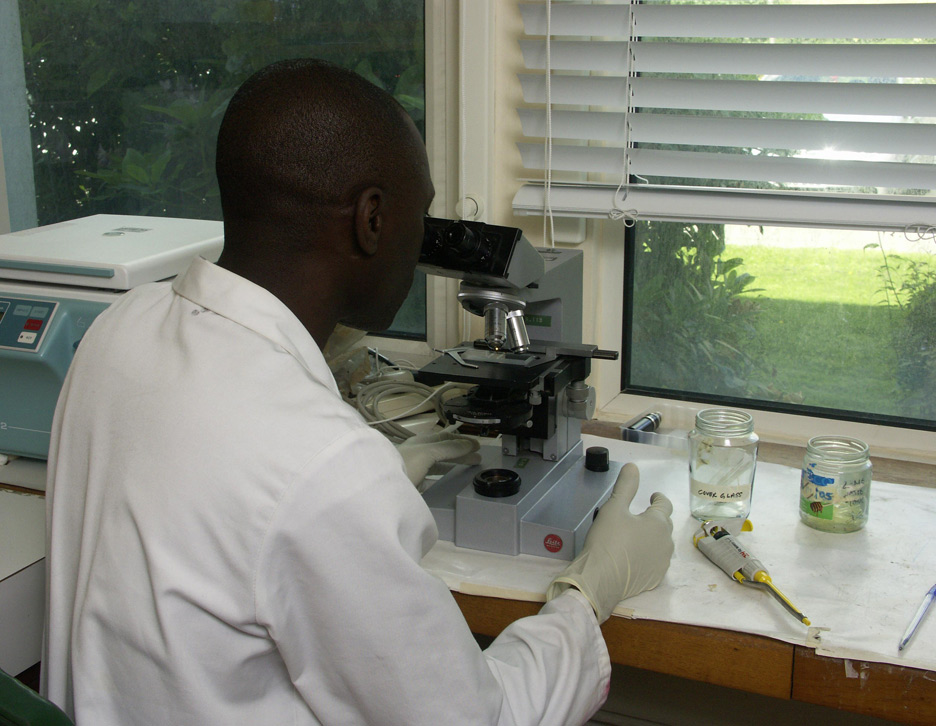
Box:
421;441;622;561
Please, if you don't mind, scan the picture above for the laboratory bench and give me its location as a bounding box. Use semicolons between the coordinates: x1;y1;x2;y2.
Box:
424;432;936;726
455;593;935;725
3;435;935;724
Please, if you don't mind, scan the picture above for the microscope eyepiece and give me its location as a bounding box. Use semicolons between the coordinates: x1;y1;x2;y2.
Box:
444;223;481;260
418;217;544;290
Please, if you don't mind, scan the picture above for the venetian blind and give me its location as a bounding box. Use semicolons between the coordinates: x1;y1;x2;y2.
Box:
512;0;936;230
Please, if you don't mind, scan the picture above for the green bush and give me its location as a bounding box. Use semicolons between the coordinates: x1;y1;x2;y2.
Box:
872;242;936;417
20;0;425;224
631;220;766;398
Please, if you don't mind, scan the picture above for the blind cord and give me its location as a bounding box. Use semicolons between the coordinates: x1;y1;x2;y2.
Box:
610;0;639;227
458;1;473;340
459;0;467;221
543;0;555;248
905;223;936;243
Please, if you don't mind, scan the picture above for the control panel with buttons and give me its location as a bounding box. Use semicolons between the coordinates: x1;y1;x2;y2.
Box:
0;296;58;353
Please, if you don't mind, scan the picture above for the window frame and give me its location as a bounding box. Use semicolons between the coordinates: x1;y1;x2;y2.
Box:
0;131;10;235
360;0;466;357
368;0;499;355
0;0;37;233
588;216;936;464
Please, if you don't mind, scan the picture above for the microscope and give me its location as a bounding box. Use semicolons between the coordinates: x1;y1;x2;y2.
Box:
415;218;623;560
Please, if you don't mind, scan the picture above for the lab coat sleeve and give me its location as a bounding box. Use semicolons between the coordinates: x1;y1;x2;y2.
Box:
256;428;610;726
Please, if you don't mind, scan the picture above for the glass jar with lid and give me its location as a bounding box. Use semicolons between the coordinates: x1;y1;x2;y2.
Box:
689;408;759;521
800;436;871;533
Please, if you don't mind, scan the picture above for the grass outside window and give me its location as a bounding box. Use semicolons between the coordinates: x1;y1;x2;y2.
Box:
628;222;936;428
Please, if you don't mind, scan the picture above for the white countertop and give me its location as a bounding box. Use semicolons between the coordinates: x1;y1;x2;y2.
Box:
422;435;936;672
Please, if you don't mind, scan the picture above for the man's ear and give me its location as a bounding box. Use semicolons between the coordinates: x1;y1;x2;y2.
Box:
354;186;383;257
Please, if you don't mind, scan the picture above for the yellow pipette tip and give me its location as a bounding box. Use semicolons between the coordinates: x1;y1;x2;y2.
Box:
754;571;810;625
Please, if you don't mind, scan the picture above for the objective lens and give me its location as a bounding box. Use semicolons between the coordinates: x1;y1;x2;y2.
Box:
483;303;508;350
506;309;530;352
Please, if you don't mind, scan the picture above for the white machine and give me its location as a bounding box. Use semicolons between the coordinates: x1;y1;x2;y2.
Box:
0;214;222;675
0;214;223;462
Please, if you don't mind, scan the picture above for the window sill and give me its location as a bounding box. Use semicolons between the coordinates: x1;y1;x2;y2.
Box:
583;419;936;490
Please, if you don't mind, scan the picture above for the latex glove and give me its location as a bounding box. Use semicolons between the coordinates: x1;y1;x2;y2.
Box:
396;431;481;489
322;323;368;365
546;463;674;623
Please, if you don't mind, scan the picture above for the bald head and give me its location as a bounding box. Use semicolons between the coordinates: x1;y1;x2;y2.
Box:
216;58;422;226
213;58;434;347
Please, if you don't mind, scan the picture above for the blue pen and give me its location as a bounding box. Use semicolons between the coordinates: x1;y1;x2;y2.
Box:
898;583;936;652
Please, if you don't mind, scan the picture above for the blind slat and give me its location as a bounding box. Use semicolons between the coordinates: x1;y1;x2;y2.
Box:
519;143;936;190
513;182;936;230
519;74;629;107
520;39;936;77
632;78;936;117
520;3;936;40
518;109;936;156
518;75;936;118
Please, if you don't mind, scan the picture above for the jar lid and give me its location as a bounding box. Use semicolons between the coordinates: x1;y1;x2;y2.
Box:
694;408;754;436
806;435;869;462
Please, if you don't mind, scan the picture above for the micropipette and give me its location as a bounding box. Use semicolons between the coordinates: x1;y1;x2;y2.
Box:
693;520;810;626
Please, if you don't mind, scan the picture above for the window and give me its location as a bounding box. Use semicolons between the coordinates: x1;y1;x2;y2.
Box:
2;0;427;338
627;221;936;427
511;0;936;447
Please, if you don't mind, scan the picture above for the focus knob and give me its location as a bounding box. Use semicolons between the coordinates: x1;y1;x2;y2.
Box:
585;446;610;472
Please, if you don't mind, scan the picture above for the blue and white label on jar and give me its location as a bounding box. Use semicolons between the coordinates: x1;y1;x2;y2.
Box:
800;466;869;522
800;467;836;520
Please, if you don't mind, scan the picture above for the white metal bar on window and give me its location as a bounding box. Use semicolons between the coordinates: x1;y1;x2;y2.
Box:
630;78;936;117
630;149;936;190
518;143;936;189
519;75;936;118
519;74;630;107
520;39;936;78
512;182;936;231
517;110;936;156
520;2;631;37
520;3;936;40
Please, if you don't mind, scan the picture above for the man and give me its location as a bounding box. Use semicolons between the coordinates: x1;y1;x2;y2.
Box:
43;59;674;725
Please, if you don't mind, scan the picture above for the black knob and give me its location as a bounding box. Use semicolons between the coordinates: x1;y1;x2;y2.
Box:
585;446;610;472
473;468;521;498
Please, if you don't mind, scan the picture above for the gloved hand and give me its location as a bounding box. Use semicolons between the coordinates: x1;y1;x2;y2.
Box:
322;323;368;365
396;431;481;490
546;463;674;623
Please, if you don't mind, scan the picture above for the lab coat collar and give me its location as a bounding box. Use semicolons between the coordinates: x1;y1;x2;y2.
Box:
172;257;339;395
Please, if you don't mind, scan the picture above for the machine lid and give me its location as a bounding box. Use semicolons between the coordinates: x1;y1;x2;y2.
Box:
0;214;224;290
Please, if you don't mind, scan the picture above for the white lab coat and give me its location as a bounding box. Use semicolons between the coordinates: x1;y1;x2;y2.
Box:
42;257;610;725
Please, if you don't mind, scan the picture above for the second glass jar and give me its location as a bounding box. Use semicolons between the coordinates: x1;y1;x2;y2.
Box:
799;435;871;533
689;408;759;521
